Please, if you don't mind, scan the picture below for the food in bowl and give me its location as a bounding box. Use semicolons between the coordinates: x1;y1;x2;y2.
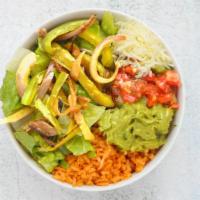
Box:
0;11;181;187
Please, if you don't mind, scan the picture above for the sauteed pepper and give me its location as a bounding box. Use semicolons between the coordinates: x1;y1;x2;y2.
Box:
52;44;114;107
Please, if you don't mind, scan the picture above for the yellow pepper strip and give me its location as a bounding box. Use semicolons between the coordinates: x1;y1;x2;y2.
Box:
90;35;126;84
81;53;105;77
101;47;113;68
52;44;114;107
66;119;76;135
42;20;86;55
39;126;79;152
0;107;33;124
34;99;62;134
51;97;61;116
74;111;94;141
47;71;68;111
64;42;105;76
79;23;114;68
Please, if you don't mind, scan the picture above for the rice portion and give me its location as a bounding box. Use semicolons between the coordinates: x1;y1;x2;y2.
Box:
53;131;156;186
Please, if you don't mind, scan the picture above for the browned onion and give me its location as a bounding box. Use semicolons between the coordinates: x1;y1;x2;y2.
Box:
29;120;57;137
55;15;96;41
37;62;55;99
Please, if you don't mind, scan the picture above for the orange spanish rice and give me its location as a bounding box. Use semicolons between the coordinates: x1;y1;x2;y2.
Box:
53;130;156;186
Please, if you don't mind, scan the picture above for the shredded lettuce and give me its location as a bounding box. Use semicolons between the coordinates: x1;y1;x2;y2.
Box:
0;71;23;116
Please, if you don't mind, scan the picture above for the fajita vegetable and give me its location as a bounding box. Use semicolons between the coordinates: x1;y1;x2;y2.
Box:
0;11;181;186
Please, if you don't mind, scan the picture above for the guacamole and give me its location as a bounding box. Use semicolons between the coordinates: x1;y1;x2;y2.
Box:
98;100;175;152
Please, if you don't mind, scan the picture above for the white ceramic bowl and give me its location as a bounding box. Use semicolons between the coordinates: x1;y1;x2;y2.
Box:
4;9;185;191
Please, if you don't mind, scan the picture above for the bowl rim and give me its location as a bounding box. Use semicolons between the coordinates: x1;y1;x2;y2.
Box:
4;8;185;192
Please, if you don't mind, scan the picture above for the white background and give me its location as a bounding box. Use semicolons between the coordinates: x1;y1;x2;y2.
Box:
0;0;199;199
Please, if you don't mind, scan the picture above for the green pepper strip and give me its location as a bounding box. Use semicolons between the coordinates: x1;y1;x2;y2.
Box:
52;44;114;107
101;11;118;35
21;72;45;105
79;23;113;68
47;71;68;110
42;20;86;55
35;99;62;134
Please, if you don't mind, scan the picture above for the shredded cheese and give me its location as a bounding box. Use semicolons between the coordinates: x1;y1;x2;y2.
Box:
113;20;173;77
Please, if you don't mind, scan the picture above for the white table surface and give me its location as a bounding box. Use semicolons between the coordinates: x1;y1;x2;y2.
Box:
0;0;199;199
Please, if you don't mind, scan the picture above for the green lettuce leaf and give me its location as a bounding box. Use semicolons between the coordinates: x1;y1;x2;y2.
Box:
60;160;69;169
0;71;23;116
64;103;105;156
37;151;64;172
15;131;36;153
31;132;65;172
15;131;65;173
66;135;94;156
83;103;105;127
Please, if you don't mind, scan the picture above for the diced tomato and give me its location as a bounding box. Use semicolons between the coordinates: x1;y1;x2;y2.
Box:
121;90;137;103
170;103;179;109
157;93;173;104
165;70;180;87
143;73;156;82
123;65;137;77
146;94;157;107
143;84;158;107
155;76;171;93
111;66;180;109
115;73;130;81
130;80;146;98
144;83;158;95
